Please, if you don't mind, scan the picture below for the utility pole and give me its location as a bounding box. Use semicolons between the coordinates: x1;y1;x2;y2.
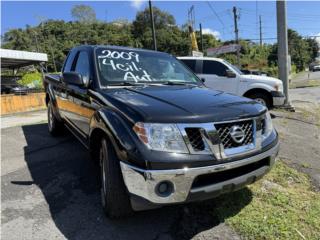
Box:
149;0;157;51
276;0;294;110
199;23;204;52
233;6;240;67
188;5;195;30
259;15;262;46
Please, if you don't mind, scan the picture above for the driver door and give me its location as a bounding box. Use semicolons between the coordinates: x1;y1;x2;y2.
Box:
198;60;238;94
67;50;95;137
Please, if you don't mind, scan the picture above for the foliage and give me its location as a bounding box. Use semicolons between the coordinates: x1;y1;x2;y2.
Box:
18;71;43;89
71;5;96;23
268;29;319;72
132;7;191;56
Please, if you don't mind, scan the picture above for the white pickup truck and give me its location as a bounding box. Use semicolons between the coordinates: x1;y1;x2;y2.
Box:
178;56;285;108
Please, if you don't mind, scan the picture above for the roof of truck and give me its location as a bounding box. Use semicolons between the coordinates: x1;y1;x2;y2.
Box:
177;56;224;62
74;45;166;54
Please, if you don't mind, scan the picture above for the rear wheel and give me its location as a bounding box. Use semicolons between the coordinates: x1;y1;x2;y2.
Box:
247;92;272;109
100;137;133;218
47;101;63;136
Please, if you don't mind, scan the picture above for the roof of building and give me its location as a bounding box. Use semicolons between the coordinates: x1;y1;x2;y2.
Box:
0;49;48;69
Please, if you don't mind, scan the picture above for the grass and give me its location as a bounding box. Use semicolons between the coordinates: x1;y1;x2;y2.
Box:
290;79;320;89
213;161;320;240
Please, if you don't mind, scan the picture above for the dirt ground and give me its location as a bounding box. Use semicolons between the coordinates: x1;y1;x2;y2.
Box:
271;92;320;190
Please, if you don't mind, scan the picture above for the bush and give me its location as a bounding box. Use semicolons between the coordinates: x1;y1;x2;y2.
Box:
18;72;43;89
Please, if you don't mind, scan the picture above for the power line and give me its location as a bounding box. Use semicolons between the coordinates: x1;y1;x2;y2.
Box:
206;1;225;28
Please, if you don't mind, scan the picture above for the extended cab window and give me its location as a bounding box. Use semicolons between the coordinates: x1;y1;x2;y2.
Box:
63;50;77;72
73;51;90;85
203;60;228;77
96;48;199;86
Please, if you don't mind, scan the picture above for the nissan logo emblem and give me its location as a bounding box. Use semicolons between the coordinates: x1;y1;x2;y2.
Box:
229;125;245;144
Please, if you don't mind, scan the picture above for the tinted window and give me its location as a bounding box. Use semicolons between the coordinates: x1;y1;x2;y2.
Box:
181;59;197;72
74;51;90;84
63;50;77;72
203;60;228;76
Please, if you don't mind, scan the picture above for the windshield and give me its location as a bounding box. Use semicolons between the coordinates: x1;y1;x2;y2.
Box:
96;48;199;86
223;60;243;75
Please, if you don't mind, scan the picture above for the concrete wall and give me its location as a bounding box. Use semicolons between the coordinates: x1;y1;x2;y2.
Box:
1;93;46;115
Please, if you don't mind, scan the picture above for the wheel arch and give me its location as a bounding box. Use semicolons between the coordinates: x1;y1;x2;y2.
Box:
89;110;136;164
243;88;273;106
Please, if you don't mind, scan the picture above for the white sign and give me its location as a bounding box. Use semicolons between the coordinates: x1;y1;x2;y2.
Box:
192;51;203;57
207;44;241;56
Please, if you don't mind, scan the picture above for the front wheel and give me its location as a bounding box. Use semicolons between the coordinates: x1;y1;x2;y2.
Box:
100;137;133;218
248;92;272;109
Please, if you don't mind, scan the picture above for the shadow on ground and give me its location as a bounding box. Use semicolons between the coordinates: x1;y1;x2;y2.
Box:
14;123;252;239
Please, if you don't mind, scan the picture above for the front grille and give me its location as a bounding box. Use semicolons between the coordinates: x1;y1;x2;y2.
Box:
185;128;205;151
215;120;254;149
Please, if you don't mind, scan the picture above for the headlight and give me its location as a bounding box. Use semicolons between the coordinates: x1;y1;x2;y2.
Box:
274;83;283;92
133;122;188;153
262;111;273;139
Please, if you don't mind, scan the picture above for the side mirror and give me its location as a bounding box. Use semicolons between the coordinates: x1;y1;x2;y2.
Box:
225;69;236;78
201;78;206;83
62;72;84;86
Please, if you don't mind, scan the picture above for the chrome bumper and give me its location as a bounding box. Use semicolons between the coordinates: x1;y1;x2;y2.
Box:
271;91;286;106
273;96;285;106
120;142;279;204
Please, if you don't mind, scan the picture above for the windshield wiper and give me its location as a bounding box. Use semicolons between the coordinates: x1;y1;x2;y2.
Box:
108;82;143;86
161;81;196;86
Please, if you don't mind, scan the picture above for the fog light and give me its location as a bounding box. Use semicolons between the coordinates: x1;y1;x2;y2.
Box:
155;181;174;197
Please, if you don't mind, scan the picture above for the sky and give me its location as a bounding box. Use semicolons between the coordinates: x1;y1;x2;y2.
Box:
1;0;320;44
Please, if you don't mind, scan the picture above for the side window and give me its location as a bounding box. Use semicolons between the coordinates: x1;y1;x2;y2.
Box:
73;51;90;85
203;60;228;77
63;50;77;72
181;59;196;72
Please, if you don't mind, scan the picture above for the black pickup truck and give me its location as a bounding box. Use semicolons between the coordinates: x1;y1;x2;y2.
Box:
44;45;279;218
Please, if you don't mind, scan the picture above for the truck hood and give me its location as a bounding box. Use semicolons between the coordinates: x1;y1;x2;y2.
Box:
242;74;282;85
97;85;266;123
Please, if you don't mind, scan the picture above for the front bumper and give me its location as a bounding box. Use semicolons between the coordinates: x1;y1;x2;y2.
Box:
271;91;285;106
120;142;279;205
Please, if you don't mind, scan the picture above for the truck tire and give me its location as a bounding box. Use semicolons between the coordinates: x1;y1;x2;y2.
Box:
100;137;133;218
248;92;272;109
47;101;63;136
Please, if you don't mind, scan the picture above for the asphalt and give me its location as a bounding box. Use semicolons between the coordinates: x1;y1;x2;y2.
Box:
1;120;240;240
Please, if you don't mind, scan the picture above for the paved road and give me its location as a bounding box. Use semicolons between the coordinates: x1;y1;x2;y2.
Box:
1;110;47;129
1;124;240;240
291;70;320;82
289;86;320;104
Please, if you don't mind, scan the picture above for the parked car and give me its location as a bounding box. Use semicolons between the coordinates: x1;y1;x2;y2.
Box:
312;65;320;72
44;45;279;218
178;57;285;108
0;84;30;95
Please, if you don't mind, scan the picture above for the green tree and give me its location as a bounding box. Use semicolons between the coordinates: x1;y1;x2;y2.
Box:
306;38;319;61
71;5;96;23
268;29;314;72
132;7;190;55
